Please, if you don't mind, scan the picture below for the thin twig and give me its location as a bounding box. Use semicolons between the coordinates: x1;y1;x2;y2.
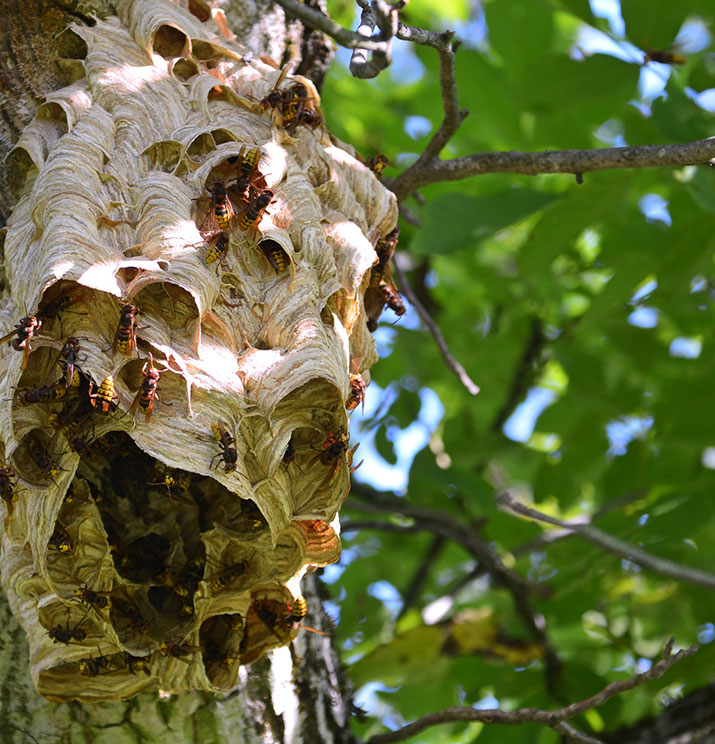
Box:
273;0;389;50
393;138;715;201
272;0;455;59
350;2;393;78
497;491;715;591
397;535;446;621
391;30;468;201
348;486;562;692
391;260;480;396
490;317;544;432
349;487;530;593
509;490;646;559
365;640;699;744
341;520;425;535
553;722;606;744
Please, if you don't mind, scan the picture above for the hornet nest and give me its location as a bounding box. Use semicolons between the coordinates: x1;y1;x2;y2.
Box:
0;0;398;701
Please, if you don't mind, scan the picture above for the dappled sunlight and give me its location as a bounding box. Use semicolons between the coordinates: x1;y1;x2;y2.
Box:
638;193;671;225
606;415;654;456
97;61;170;92
352;384;444;492
669;336;702;358
628;306;659;327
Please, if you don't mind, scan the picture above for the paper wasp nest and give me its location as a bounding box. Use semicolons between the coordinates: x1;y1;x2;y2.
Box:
0;0;396;701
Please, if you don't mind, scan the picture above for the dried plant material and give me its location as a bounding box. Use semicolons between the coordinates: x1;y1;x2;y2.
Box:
0;0;396;701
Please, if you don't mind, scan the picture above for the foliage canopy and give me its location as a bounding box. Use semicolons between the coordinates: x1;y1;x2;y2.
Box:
319;0;715;741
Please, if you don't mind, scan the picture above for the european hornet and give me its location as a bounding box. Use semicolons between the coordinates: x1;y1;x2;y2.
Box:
14;380;68;407
28;436;61;481
49;526;73;554
168;556;205;600
160;641;199;659
228;613;245;632
320;428;348;464
282;440;296;466
281;439;304;475
153;565;179;592
644;43;687;66
281;82;320;131
65;430;100;463
78;654;113;677
208;560;249;594
0;464;17;508
47;407;97;463
36;285;88;325
204;230;230;266
112;598;149;637
238;189;274;233
346;368;367;413
253;599;292;643
36;292;75;322
177;599;194;618
148;465;192;503
207;181;235;231
377;279;406;317
258;63;293;113
48;616;88;645
57;337;82;388
233;145;262;200
123;652;151;675
179;556;206;587
130;353;162;422
260;240;290;274
375;226;399;267
285;595;308;627
365;153;390;178
89;375;119;414
113;301;139;356
211;423;238;473
74;583;111;614
242;499;265;532
202;638;240;671
0;315;42;370
256;596;327;639
317;428;362;477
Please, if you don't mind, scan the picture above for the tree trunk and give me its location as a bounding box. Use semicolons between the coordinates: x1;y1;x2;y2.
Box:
0;0;384;740
604;682;715;744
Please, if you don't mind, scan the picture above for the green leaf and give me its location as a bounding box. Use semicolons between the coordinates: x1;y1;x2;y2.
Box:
412;190;558;257
621;1;688;49
487;1;554;77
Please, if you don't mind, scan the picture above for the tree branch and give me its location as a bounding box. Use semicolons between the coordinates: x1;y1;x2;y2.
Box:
349;487;537;595
350;0;399;78
490;317;544;432
365;640;699;744
554;722;606;744
391;29;468;200
348;486;562;693
393;138;715;201
273;0;390;50
341;520;425;535
396;535;446;621
391;260;480;396
497;491;715;591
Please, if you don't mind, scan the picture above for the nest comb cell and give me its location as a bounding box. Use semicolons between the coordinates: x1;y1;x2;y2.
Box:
0;0;397;701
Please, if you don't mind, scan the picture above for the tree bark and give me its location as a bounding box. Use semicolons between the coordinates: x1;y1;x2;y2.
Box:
604;683;715;744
